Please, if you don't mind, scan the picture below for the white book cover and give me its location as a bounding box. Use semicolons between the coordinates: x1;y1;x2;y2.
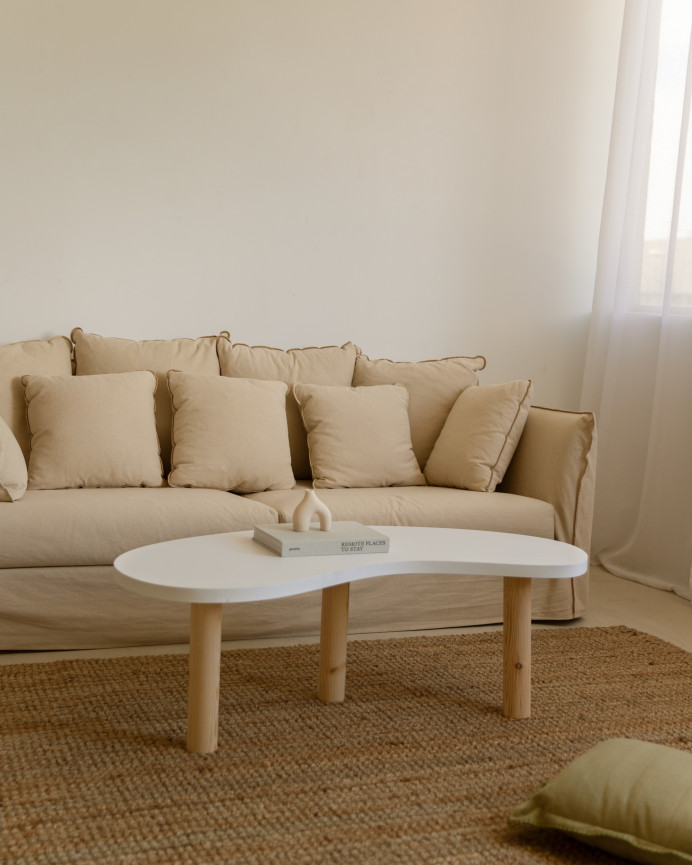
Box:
253;521;390;557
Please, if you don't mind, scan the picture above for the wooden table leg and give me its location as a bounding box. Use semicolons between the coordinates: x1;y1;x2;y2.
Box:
503;577;531;719
318;583;350;703
187;602;223;753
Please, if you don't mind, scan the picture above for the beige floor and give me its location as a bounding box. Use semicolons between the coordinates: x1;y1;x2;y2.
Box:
1;564;690;666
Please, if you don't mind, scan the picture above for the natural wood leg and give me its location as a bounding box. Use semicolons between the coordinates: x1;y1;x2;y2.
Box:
187;603;223;754
503;577;531;719
318;583;350;703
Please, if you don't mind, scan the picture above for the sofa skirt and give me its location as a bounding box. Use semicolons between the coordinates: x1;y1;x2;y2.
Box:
0;564;587;651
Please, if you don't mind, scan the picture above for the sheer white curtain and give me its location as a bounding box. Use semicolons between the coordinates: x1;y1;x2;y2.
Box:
581;0;692;599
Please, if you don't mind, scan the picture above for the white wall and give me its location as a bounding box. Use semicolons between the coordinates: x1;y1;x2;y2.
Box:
0;0;623;408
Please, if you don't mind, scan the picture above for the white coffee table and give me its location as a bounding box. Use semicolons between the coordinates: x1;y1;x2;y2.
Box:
114;526;587;754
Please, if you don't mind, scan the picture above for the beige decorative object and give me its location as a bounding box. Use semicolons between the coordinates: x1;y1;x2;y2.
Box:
167;372;295;493
292;489;332;532
217;338;359;479
424;380;533;492
352;352;486;469
294;383;426;489
22;371;163;490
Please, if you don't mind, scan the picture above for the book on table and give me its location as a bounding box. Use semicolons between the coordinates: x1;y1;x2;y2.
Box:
253;521;390;557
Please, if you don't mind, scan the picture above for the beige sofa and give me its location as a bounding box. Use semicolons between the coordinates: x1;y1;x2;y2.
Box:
0;330;596;650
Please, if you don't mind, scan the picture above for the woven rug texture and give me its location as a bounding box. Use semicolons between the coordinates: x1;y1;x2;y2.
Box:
2;626;692;865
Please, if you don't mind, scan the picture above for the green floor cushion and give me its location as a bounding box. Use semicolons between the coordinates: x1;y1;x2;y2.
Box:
509;738;692;864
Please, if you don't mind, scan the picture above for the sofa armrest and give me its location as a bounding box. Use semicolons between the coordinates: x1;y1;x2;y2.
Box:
498;406;597;554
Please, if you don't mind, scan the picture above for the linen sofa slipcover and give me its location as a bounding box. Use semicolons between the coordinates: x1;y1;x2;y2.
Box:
0;331;597;650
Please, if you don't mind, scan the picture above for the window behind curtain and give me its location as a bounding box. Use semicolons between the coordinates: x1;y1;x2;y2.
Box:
639;0;692;312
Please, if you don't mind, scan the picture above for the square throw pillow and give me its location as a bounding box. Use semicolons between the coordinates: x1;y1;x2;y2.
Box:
71;328;221;472
424;380;533;492
0;415;28;502
23;371;163;489
168;371;295;493
217;338;359;479
352;352;486;470
0;335;73;463
509;738;692;864
294;383;426;489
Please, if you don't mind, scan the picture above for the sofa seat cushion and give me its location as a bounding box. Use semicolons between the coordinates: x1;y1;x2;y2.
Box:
246;485;555;538
0;488;278;568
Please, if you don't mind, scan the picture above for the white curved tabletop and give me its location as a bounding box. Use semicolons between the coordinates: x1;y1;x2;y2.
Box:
113;526;588;605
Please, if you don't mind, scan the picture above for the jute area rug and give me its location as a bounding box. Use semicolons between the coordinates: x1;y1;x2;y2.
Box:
2;626;691;865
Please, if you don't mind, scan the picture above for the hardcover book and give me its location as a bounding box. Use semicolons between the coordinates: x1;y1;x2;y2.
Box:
253;521;390;557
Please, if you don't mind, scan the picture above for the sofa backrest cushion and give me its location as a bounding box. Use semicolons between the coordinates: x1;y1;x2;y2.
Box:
0;415;28;502
351;353;486;470
424;380;533;492
168;371;295;493
294;383;426;489
71;328;220;472
0;336;73;463
23;371;163;490
217;338;359;479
